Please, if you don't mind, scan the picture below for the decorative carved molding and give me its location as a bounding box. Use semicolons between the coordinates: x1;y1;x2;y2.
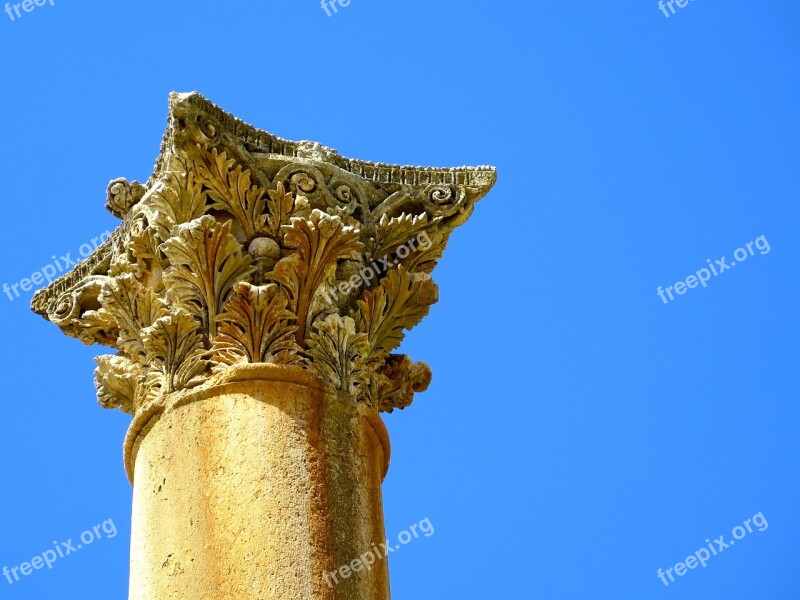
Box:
106;178;146;219
31;92;496;415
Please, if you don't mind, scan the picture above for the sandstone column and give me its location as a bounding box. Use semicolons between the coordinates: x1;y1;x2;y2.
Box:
31;92;496;599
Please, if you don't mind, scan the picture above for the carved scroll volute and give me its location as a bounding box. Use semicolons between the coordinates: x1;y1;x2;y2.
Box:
106;178;146;219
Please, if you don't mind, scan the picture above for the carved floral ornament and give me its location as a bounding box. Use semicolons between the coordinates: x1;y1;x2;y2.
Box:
31;92;496;416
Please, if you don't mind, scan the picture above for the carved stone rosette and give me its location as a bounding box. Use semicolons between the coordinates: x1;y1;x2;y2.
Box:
31;92;496;418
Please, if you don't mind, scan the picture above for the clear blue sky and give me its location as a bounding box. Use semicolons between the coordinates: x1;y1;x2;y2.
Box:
1;1;798;598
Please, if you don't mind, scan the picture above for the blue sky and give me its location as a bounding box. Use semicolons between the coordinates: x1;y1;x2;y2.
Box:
1;1;798;598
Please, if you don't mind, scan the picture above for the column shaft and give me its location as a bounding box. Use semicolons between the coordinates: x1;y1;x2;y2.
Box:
126;365;390;600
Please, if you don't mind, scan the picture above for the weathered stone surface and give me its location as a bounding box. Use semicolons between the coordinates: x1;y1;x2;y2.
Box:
30;92;496;599
128;364;390;600
32;91;495;414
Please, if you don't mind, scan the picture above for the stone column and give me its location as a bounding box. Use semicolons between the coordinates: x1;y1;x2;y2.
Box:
126;364;391;599
31;92;496;599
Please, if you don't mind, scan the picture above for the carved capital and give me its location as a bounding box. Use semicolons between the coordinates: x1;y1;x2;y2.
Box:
31;92;496;416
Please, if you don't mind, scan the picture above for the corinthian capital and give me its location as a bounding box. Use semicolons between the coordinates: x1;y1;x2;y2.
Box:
31;92;496;417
